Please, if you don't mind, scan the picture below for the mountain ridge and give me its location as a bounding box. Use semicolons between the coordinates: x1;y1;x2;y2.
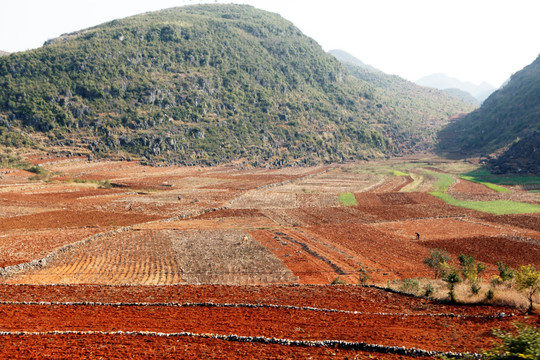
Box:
0;4;474;166
329;49;476;153
437;52;540;163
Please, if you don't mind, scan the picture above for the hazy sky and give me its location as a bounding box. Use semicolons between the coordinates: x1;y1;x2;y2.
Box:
1;0;539;87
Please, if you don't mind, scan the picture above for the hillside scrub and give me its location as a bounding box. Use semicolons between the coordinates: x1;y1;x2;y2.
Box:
0;4;474;166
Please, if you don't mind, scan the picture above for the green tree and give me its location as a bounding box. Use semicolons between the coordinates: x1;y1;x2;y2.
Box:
443;266;462;303
515;264;540;313
458;254;486;295
424;249;452;278
497;261;515;283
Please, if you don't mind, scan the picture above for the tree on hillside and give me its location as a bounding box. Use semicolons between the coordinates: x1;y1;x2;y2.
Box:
458;254;486;295
515;264;540;313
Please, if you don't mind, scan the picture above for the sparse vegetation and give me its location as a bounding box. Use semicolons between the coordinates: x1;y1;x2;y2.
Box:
331;276;346;285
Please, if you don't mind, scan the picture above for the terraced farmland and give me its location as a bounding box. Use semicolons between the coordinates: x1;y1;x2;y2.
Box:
0;156;538;358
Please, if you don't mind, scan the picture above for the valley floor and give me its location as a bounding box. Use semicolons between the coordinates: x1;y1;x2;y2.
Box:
0;155;538;358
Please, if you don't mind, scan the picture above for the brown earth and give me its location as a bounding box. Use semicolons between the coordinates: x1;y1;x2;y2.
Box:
0;157;538;358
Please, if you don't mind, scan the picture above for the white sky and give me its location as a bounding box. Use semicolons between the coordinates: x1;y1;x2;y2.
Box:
1;0;539;87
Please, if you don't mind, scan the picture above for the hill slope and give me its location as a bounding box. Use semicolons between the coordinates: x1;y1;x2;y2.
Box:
0;51;9;57
488;130;540;174
437;53;540;159
330;50;476;152
0;5;472;165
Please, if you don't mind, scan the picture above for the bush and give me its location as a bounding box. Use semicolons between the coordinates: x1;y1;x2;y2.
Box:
357;263;369;285
482;323;539;359
424;249;452;278
331;276;346;285
423;282;434;297
399;278;420;295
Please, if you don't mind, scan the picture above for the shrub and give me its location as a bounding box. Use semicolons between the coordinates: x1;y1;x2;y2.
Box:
482;323;539;359
331;276;346;285
357;263;370;285
399;278;420;295
458;254;486;295
497;261;515;283
443;267;462;303
424;249;452;278
423;282;434;297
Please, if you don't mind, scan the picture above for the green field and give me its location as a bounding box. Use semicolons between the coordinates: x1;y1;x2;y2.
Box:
338;192;358;206
428;171;540;215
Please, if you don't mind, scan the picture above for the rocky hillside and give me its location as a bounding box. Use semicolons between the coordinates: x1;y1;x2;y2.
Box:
0;4;473;166
437;53;540;159
488;131;540;175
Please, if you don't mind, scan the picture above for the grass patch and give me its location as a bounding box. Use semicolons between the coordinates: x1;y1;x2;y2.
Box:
391;170;409;177
338;192;358;206
425;171;454;192
462;168;540;186
430;192;540;214
67;178;113;189
460;175;511;193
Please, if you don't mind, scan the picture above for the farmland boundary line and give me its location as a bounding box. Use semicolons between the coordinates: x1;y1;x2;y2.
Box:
0;300;514;319
0;330;482;359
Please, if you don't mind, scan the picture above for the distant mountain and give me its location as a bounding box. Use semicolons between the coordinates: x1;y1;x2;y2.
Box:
330;50;476;153
0;51;9;57
416;73;496;103
441;88;479;106
328;49;381;73
437;52;540;161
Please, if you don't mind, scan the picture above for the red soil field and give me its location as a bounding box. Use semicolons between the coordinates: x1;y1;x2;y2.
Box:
0;158;538;358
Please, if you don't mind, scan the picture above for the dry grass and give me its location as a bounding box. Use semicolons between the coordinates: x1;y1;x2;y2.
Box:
172;230;298;285
386;278;538;311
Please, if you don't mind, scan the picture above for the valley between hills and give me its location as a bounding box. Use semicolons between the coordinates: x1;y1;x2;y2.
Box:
0;154;538;358
0;3;539;359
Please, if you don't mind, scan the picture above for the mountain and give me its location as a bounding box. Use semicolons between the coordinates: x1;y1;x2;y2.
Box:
488;130;540;175
416;73;496;103
328;49;381;73
0;51;9;57
441;88;479;106
0;4;473;166
329;50;476;152
437;53;540;160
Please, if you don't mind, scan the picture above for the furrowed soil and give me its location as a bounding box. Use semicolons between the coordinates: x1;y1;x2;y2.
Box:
0;156;538;359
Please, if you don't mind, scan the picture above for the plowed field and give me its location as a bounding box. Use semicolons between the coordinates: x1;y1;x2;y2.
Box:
0;157;538;358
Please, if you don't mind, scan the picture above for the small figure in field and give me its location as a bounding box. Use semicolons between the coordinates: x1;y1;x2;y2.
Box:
415;232;420;240
242;235;249;243
177;194;182;201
